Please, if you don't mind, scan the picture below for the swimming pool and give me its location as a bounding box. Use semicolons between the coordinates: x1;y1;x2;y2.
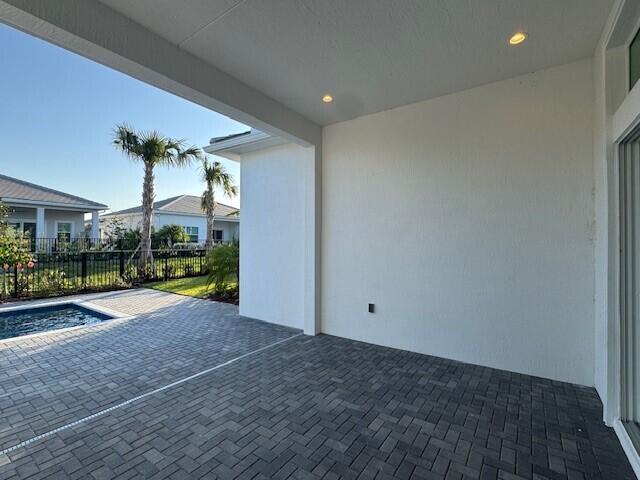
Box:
0;304;114;340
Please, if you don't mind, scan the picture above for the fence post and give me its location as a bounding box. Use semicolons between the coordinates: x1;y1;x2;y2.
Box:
119;250;125;278
164;255;168;281
81;252;87;286
13;266;18;298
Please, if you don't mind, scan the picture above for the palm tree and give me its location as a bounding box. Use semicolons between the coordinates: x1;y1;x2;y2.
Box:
200;158;238;248
113;124;202;265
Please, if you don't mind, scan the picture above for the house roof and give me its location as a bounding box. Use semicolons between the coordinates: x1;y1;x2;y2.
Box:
104;195;239;219
210;130;252;145
0;174;108;209
204;129;286;161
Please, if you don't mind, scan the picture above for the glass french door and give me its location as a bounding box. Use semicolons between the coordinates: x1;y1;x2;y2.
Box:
620;128;640;443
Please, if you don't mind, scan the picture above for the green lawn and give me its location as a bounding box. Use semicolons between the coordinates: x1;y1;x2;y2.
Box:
146;275;214;298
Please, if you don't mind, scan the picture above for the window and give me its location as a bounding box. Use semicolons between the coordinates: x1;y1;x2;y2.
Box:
56;222;72;242
185;226;199;243
213;230;223;242
631;28;640;91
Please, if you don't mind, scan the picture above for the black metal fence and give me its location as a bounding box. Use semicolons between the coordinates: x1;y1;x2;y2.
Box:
0;248;207;300
30;237;208;253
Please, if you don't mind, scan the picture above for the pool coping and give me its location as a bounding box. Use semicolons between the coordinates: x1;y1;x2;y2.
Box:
0;297;136;344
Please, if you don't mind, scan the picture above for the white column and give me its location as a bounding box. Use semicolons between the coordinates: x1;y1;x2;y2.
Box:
91;211;100;239
304;145;320;335
36;207;45;238
36;207;46;251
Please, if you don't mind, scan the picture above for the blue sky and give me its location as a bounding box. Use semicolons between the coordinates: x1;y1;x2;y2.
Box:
0;23;246;211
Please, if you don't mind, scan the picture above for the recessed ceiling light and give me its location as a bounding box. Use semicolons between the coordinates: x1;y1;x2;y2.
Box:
322;94;334;103
509;32;527;45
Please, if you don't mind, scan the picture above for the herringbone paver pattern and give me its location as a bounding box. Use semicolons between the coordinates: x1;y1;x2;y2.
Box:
0;290;635;479
0;289;298;451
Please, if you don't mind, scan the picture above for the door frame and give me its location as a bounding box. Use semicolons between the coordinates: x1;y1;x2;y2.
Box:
618;128;640;447
611;81;640;478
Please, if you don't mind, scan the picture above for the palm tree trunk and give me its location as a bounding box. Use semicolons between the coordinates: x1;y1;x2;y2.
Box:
141;161;155;267
205;187;214;249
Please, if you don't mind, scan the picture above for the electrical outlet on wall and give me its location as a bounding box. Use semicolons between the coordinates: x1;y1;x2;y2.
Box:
368;303;375;313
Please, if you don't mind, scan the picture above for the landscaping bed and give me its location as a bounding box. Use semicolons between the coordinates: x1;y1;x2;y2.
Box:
146;275;238;305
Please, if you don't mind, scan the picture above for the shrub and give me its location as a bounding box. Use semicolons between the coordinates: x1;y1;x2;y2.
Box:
120;228;142;250
206;243;239;293
154;224;189;248
42;270;68;291
0;202;32;269
35;269;82;296
122;263;139;284
138;262;156;281
15;270;30;296
104;216;127;242
162;263;176;279
0;202;34;297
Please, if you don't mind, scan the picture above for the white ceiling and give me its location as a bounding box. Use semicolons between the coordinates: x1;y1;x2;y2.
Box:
99;0;613;126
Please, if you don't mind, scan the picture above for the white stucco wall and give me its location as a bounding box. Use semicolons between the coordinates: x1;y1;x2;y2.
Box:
322;59;595;386
5;207;38;230
100;213;143;234
44;210;86;239
102;213;239;243
239;143;310;330
154;213;239;243
7;206;85;238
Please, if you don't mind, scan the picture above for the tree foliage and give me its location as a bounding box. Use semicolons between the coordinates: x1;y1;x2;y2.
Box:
113;124;202;263
104;216;127;242
154;224;189;247
200;157;237;248
206;243;239;293
0;202;32;270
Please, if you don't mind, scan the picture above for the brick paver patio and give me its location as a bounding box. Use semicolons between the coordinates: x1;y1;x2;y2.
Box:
0;289;635;479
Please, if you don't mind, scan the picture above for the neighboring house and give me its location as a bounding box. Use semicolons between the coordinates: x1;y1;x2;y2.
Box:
0;174;107;244
101;195;239;244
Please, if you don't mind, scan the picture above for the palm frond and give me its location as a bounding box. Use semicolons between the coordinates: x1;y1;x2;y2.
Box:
114;126;202;167
200;156;238;199
112;124;143;161
221;177;238;198
201;191;212;212
173;146;203;166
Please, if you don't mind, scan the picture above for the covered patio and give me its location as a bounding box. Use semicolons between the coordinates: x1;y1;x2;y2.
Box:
1;0;640;478
0;290;634;479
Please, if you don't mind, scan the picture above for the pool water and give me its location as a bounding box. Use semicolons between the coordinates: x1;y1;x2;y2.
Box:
0;304;113;340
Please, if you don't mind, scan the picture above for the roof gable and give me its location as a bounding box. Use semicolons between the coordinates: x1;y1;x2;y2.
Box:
105;195;239;219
